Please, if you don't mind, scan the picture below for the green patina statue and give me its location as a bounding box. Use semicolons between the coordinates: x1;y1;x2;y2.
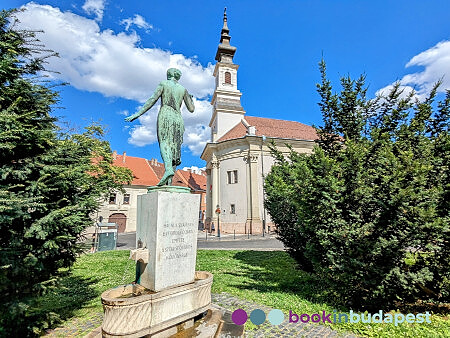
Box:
125;68;195;186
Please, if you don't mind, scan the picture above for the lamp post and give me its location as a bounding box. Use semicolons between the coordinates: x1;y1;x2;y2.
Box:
215;205;221;238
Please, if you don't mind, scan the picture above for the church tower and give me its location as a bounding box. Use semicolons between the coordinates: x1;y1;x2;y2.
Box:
209;8;245;142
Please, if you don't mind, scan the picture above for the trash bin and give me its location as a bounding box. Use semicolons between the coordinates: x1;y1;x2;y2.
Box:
94;222;118;252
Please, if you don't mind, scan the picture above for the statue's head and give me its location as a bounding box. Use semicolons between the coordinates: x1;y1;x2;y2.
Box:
167;68;182;81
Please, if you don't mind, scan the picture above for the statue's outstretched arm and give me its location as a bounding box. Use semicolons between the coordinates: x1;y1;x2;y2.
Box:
183;89;195;113
125;84;164;122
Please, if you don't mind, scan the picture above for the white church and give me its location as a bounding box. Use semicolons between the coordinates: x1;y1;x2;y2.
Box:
201;11;318;234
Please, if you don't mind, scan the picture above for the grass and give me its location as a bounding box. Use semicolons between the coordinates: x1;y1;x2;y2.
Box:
37;250;449;337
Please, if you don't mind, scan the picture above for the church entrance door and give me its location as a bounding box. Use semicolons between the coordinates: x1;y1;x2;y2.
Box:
108;213;127;233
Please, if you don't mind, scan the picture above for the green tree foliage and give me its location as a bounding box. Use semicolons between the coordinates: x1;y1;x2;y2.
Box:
265;60;449;310
0;10;132;335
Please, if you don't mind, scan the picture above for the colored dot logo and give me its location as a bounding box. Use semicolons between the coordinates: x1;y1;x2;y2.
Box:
231;309;247;325
231;308;285;326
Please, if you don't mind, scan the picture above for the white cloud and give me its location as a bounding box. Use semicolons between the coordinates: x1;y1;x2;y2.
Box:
15;3;214;155
183;99;212;155
82;0;105;21
377;40;450;99
121;14;153;32
128;99;211;155
375;84;422;101
403;40;450;93
118;110;129;116
15;3;214;101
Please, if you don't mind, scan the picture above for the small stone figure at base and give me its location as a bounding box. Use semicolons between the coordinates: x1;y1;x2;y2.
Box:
125;68;195;186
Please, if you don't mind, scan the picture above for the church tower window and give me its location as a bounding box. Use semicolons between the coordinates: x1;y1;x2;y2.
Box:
224;71;231;84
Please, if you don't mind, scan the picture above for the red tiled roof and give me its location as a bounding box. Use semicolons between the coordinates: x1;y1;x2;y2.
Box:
177;170;207;191
147;159;165;180
113;154;159;186
123;155;206;191
172;171;186;187
217;116;318;142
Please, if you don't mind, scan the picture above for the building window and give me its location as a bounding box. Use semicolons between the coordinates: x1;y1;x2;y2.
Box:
224;71;231;84
230;204;236;214
109;193;116;204
123;194;130;204
227;170;238;184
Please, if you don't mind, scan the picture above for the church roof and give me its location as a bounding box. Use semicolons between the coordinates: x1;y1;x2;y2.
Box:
113;154;160;186
147;158;207;192
217;116;319;142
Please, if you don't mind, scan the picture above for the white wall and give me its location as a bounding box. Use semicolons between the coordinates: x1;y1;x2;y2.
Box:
96;185;148;232
218;156;248;224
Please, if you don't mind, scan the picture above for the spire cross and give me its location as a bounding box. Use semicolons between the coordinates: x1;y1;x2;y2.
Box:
215;7;236;62
222;7;229;32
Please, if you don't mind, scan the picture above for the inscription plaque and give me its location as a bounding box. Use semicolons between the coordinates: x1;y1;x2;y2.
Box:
137;191;200;291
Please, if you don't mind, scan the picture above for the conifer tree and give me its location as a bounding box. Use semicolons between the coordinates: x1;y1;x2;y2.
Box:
0;10;132;335
265;60;449;310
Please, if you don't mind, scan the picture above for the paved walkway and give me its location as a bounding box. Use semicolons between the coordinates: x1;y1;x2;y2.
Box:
115;231;285;251
45;313;103;337
45;293;357;337
212;293;358;338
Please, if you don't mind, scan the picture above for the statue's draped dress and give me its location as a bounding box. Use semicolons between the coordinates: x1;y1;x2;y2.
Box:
156;80;194;168
157;88;184;167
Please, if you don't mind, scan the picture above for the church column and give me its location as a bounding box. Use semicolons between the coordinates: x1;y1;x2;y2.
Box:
249;154;261;226
205;169;212;231
245;155;251;234
245;153;261;234
210;156;220;229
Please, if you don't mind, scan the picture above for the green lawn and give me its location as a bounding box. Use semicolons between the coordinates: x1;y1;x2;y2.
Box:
38;250;449;337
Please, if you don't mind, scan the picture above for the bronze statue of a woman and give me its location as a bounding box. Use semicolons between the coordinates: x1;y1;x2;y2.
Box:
125;68;195;186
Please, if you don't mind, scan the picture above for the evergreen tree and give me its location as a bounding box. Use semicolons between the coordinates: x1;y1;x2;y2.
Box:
0;10;132;335
265;61;450;310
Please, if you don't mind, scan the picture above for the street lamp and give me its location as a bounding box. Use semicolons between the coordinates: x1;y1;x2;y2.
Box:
215;204;221;238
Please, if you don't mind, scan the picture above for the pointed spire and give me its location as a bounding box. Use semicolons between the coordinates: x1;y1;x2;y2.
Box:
222;8;229;33
220;7;231;45
215;7;237;63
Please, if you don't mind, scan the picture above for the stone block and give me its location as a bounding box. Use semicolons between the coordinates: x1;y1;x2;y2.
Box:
136;190;200;291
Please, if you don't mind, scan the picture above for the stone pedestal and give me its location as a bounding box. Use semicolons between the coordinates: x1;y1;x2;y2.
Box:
136;187;200;291
101;187;213;337
101;271;213;337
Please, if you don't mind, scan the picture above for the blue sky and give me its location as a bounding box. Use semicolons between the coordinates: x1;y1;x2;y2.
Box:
5;0;450;167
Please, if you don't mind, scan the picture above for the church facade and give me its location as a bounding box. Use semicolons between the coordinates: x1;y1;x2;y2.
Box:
201;11;318;234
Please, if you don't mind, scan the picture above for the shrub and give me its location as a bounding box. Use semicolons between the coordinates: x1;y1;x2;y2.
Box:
0;9;132;335
265;60;450;310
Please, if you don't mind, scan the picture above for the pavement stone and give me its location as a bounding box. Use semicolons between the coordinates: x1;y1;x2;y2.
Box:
211;293;358;338
45;313;103;337
45;293;358;338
